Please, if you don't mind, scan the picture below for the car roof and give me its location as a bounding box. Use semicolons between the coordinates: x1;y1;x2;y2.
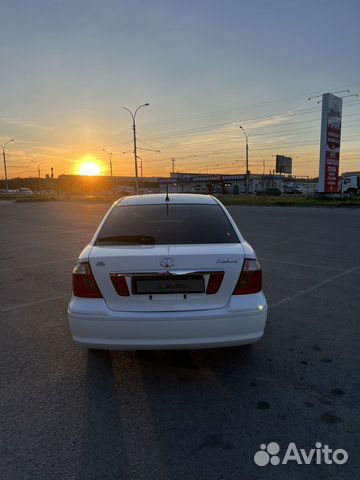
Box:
116;193;219;206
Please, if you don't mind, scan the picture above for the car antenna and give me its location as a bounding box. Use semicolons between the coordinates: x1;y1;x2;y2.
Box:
165;184;170;202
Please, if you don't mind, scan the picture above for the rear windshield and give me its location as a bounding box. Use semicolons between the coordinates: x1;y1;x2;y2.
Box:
95;204;239;245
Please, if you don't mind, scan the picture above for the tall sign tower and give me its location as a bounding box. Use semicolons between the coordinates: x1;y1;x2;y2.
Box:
318;93;342;193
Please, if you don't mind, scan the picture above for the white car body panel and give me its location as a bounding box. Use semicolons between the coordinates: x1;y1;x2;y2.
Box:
68;295;267;349
68;194;268;350
89;243;245;312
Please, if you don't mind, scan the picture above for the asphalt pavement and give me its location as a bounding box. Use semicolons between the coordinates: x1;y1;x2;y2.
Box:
1;201;359;480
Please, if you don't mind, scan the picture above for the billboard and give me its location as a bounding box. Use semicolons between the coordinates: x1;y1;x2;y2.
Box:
276;155;292;174
318;93;342;193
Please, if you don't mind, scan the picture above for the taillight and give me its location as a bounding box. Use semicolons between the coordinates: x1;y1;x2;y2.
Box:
72;262;102;298
206;272;224;294
233;258;262;295
110;275;130;296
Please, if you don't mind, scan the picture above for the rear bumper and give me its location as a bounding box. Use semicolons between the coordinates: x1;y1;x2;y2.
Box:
67;294;267;350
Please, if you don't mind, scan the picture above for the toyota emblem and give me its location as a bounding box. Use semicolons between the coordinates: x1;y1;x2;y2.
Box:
160;256;175;268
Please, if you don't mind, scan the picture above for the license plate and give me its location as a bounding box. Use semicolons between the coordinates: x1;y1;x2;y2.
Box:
132;275;204;294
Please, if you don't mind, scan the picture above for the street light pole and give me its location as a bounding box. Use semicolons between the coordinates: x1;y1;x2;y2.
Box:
102;148;113;178
122;103;150;194
239;126;250;194
31;160;41;192
1;139;14;194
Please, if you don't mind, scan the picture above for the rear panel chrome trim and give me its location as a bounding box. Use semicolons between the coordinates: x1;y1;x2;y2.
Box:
110;270;224;277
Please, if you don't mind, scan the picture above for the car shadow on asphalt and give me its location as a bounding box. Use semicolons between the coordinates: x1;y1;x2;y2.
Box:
135;344;256;373
80;345;260;479
80;349;129;480
132;346;260;476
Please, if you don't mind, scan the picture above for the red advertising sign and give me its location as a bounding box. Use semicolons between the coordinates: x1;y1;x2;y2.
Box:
325;151;339;193
318;94;342;193
327;110;341;150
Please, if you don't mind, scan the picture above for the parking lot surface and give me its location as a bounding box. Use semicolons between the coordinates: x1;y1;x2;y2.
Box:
1;201;359;480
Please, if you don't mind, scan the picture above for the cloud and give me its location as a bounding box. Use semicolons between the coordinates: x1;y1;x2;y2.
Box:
0;117;54;131
246;112;294;129
165;111;295;152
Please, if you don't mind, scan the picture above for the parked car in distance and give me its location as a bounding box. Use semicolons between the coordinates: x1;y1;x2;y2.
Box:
17;188;33;195
283;186;303;195
255;188;282;196
0;189;17;195
68;194;267;350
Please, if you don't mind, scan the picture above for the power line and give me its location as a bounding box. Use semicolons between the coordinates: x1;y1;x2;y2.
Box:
135;82;360;129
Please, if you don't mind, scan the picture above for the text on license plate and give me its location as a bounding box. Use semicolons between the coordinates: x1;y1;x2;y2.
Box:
132;275;204;294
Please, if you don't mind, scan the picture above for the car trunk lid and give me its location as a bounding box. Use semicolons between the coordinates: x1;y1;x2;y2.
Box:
89;244;244;312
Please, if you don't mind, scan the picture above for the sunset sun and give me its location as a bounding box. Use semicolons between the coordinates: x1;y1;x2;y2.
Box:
77;157;101;176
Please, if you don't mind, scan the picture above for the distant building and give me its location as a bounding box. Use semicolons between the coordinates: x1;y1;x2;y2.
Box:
57;175;161;195
159;172;284;194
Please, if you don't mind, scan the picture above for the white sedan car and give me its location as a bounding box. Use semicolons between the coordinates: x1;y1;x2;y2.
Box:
68;194;267;350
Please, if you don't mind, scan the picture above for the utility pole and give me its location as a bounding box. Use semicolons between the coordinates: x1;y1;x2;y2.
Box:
122;103;150;194
35;163;41;191
262;159;265;189
1;139;14;193
239;126;250;194
109;154;113;177
102;148;113;177
38;166;41;192
138;157;144;194
30;159;42;192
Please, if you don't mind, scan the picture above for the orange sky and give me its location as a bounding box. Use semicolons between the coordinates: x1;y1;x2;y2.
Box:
2;86;360;180
1;1;358;180
4;104;359;180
